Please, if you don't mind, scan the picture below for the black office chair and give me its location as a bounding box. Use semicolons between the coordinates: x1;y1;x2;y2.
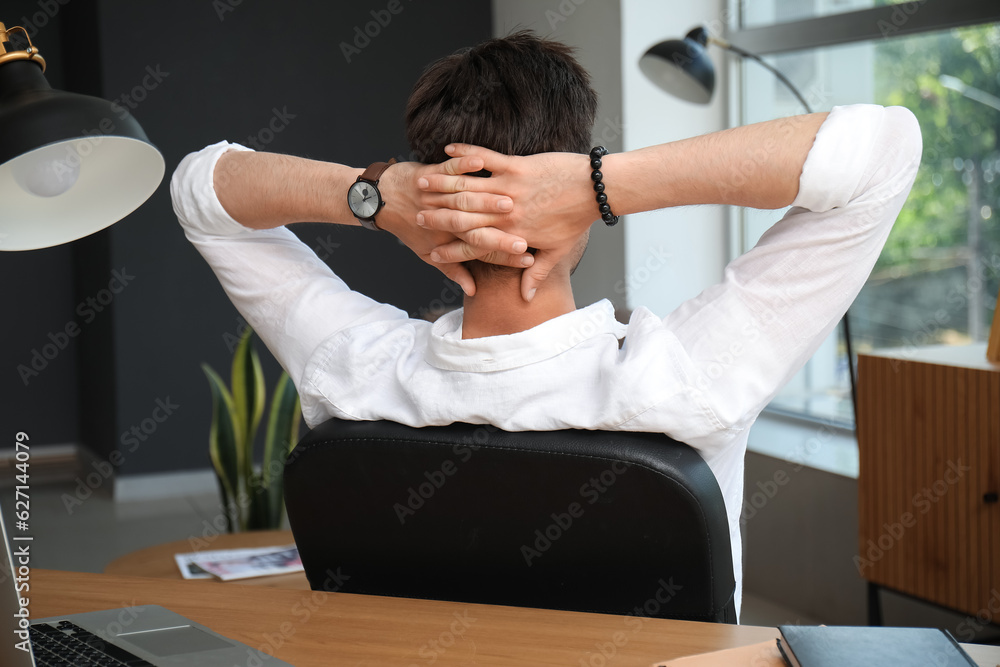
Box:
283;418;736;623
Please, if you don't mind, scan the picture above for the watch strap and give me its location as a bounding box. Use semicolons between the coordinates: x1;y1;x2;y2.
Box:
355;158;397;231
360;158;397;183
356;212;380;231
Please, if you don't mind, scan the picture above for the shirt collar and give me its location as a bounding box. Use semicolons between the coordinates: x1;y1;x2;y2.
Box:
425;299;625;372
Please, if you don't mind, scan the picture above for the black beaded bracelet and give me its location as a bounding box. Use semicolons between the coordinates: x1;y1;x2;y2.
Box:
589;146;619;226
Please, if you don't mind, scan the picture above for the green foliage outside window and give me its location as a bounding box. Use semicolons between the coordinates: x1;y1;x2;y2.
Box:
874;24;999;275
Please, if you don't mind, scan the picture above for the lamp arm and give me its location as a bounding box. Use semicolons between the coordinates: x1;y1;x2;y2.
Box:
710;37;813;114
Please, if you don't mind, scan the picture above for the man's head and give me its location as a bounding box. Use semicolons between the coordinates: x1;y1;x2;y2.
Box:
406;31;598;286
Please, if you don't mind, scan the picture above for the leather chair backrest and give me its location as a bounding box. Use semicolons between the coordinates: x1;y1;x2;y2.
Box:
284;418;736;623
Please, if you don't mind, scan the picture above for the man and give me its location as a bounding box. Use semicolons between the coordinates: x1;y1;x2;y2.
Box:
171;32;921;617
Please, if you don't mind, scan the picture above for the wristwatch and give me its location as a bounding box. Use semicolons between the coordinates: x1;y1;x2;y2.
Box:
348;158;397;231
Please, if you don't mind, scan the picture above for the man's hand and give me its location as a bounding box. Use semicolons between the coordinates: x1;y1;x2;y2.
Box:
378;156;537;296
415;114;832;300
416;144;596;301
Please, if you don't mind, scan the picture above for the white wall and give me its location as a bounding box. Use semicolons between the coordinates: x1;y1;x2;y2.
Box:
620;0;729;316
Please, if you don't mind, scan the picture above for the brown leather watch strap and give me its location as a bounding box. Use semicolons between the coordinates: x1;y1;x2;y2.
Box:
360;158;397;184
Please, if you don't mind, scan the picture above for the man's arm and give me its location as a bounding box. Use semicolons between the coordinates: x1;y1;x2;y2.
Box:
418;112;829;300
171;142;522;386
210;149;532;296
661;105;921;430
601;111;828;211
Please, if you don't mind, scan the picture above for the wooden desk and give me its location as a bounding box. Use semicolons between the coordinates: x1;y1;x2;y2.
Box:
31;570;1000;666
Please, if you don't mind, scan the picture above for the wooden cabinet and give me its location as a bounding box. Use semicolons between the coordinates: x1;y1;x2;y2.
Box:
857;344;999;618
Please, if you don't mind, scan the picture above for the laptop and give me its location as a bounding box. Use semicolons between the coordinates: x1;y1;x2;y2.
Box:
0;504;293;666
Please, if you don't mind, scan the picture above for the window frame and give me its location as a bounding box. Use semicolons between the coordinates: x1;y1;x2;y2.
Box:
725;0;1000;429
730;0;1000;56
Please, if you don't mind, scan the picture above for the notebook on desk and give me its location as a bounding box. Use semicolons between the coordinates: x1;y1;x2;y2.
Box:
0;504;293;667
776;625;978;667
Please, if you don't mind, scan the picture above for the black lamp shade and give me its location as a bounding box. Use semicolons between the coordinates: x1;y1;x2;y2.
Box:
0;60;164;250
639;27;715;105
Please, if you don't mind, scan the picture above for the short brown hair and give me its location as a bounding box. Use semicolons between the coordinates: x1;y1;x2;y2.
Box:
406;31;598;163
406;31;598;283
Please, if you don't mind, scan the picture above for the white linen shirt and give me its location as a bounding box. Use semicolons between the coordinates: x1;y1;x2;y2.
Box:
171;104;922;618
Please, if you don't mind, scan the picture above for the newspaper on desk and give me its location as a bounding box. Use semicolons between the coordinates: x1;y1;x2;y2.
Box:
174;544;303;581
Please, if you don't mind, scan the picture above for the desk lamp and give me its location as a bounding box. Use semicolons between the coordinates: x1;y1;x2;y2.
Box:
639;27;862;420
640;27;814;112
0;22;164;251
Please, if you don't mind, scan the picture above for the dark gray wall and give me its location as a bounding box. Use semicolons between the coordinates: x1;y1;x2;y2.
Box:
1;1;77;449
1;0;492;475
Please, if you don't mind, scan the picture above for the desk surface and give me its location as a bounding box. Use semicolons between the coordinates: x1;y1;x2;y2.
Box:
32;570;1000;666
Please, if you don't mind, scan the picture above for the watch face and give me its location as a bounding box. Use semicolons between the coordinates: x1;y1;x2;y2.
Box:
349;181;380;219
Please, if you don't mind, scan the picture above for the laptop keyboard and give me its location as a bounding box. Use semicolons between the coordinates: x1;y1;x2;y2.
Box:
30;620;155;667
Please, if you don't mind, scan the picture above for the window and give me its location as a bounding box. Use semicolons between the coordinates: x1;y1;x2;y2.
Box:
731;1;1000;426
742;0;916;29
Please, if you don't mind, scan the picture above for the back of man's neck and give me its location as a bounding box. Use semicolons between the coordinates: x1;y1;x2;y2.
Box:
460;278;576;339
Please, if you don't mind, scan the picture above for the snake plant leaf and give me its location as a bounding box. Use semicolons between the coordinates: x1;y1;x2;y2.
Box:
231;328;265;491
203;332;299;533
202;363;241;532
262;372;301;527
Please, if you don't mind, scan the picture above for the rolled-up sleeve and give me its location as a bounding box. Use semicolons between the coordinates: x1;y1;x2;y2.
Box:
664;104;922;432
170;141;406;387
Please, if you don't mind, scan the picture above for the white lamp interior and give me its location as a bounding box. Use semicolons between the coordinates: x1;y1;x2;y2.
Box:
0;136;165;250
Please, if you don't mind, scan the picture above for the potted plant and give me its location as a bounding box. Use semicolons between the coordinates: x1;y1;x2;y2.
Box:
202;328;301;532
